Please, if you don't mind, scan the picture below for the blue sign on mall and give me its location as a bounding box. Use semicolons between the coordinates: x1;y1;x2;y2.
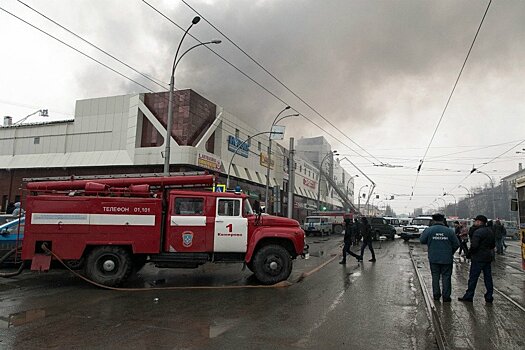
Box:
228;135;249;158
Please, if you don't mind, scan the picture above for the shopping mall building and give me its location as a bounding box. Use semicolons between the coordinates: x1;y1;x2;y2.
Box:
0;89;355;221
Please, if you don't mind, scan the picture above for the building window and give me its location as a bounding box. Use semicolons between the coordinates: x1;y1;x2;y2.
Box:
235;129;240;138
300;165;302;173
34;137;40;145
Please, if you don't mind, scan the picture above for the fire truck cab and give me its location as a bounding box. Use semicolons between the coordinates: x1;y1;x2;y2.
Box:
20;173;307;286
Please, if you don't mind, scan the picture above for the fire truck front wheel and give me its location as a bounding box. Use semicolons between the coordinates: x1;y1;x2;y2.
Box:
85;246;133;287
252;245;292;285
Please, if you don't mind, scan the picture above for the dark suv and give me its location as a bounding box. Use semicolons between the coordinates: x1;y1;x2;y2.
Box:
369;217;396;240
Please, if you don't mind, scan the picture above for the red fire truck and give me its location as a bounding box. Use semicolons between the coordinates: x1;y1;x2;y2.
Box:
18;172;307;286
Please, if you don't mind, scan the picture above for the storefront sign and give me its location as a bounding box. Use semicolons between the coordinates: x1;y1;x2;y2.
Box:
228;135;249;158
197;152;222;171
259;152;274;169
303;178;317;189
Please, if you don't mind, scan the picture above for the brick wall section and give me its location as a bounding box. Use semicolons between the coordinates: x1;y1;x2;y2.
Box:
143;90;216;147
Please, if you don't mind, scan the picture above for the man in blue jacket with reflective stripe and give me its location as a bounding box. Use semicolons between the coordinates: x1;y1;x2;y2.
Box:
420;213;460;302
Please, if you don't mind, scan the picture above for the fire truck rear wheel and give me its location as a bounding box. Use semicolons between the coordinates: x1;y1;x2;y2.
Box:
85;246;132;287
252;244;292;285
333;225;343;235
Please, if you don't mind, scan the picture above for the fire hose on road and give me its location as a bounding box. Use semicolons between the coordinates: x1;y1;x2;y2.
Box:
0;246;25;278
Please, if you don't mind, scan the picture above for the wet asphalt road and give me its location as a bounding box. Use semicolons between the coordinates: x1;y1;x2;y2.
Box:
0;235;481;350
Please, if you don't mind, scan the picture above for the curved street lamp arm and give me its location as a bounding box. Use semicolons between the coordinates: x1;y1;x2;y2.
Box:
226;131;282;188
171;22;195;75
459;185;471;196
275;113;300;125
270;106;291;130
174;41;221;72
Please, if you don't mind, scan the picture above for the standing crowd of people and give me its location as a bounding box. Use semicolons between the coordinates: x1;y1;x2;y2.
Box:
420;213;497;304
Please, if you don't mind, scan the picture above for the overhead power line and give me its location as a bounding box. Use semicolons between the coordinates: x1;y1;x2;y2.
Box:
141;0;378;164
179;0;384;166
0;4;285;162
17;0;168;90
411;0;493;199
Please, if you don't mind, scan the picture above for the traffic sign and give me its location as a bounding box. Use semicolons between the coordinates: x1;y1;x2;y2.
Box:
213;184;226;193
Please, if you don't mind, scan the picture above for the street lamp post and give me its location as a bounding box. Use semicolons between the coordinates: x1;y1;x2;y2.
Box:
443;192;457;217
459;185;472;218
369;194;378;216
346;175;358;198
357;184;368;214
163;16;221;175
475;170;496;219
316;151;339;211
226;131;283;190
436;197;447;216
264;107;299;214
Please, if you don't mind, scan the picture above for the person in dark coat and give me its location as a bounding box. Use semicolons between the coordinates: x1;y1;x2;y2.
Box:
420;214;459;302
454;221;469;256
352;218;361;246
359;217;376;262
459;215;496;303
340;217;361;264
493;220;506;255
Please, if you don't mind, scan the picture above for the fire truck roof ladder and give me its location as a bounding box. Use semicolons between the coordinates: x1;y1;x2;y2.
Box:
23;171;208;183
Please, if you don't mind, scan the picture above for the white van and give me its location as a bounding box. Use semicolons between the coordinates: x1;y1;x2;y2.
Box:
303;216;332;236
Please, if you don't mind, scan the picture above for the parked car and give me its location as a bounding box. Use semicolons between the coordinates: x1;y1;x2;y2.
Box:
369;217;396;240
0;217;24;261
400;216;432;241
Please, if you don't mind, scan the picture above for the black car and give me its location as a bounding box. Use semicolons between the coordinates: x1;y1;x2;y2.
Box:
369;217;396;240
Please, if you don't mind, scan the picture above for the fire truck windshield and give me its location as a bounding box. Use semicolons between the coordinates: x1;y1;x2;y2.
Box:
244;199;254;216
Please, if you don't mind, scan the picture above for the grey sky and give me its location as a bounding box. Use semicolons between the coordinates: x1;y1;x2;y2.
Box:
1;0;524;215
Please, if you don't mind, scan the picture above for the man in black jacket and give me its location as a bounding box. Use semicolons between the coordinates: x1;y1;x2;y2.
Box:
493;220;506;255
359;217;376;262
458;215;496;303
340;217;361;264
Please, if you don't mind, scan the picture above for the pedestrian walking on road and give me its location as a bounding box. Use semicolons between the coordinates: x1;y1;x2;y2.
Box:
493;220;506;255
352;218;361;246
459;215;496;303
359;217;376;262
340;217;361;264
420;214;459;302
454;221;469;256
501;223;508;250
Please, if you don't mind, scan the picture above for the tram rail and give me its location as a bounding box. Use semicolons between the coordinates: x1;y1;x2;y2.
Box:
408;243;448;350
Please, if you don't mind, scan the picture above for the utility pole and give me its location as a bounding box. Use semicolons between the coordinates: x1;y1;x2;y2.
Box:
287;137;295;219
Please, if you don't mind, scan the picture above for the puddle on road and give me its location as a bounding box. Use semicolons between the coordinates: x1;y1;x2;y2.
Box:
207;318;239;339
0;308;46;328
